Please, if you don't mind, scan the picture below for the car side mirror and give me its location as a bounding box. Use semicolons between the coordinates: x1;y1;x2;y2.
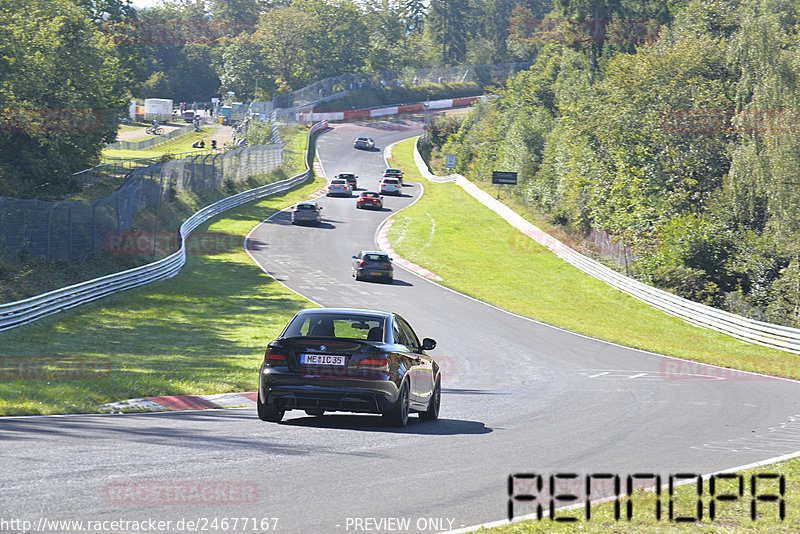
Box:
319;206;323;210
421;338;436;351
352;255;357;259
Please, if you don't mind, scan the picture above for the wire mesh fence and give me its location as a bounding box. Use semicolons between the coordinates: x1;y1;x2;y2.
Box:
0;143;285;262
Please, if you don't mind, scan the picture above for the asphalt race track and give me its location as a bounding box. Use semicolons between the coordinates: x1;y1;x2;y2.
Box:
2;119;800;533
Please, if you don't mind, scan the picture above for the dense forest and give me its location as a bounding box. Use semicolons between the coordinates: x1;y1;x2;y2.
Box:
426;0;800;327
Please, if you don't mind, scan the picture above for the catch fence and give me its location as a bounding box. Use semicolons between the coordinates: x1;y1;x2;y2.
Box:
0;143;284;262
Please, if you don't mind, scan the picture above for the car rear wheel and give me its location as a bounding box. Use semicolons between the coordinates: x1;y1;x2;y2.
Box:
419;379;440;421
257;395;284;422
305;409;324;417
384;381;409;427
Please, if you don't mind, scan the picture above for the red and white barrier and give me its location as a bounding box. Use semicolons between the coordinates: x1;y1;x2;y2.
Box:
299;96;485;123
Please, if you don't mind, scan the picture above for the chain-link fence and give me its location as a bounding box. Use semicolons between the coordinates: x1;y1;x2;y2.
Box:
0;143;285;262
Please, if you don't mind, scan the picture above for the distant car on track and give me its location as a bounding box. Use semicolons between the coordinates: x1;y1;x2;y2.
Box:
336;172;358;190
290;201;322;226
258;308;440;426
356;191;383;209
382;168;404;185
327;178;353;197
352;250;393;282
380;177;402;196
354;137;375;150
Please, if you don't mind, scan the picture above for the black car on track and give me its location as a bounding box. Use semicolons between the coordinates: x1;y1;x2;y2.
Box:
258;308;440;427
352;250;393;282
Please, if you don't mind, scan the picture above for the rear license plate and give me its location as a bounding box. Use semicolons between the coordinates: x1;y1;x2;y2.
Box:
301;354;346;366
369;271;382;276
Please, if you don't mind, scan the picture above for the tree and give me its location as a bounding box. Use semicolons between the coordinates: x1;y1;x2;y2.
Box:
404;0;425;33
291;0;370;79
428;0;475;64
0;0;127;197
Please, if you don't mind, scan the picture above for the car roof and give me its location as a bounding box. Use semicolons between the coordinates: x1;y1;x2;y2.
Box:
294;307;391;319
384;168;401;172
359;250;388;256
338;173;355;177
296;200;318;206
382;177;399;181
356;137;371;141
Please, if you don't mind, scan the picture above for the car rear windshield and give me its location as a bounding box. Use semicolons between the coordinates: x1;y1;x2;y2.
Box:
383;179;398;184
364;254;389;262
296;204;316;210
331;180;346;184
283;314;386;340
339;174;354;179
361;192;380;197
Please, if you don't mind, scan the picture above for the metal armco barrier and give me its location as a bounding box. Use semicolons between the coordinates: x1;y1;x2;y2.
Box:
413;137;800;355
0;122;325;332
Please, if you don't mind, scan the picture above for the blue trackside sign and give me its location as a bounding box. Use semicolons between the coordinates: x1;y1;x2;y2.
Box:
492;171;518;185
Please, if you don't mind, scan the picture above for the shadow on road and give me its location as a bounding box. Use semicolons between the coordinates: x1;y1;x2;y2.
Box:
281;415;492;435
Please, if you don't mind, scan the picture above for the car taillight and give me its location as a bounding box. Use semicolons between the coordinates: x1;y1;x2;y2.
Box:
357;357;389;371
265;348;287;367
357;260;365;266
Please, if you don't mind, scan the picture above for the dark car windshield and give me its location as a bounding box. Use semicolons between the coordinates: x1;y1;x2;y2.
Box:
283;313;386;340
364;254;388;262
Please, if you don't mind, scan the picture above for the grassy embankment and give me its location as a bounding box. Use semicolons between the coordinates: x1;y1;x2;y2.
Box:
387;137;800;379
388;135;800;532
0;129;322;415
0;126;302;304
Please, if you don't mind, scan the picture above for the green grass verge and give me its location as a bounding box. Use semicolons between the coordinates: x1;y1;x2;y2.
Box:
387;137;800;379
485;456;799;532
0;130;320;415
102;126;215;161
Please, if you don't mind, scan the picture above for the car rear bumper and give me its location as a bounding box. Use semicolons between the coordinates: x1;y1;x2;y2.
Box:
356;267;393;279
260;376;399;414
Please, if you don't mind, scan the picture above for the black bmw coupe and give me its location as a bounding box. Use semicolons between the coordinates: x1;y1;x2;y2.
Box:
258;308;440;427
